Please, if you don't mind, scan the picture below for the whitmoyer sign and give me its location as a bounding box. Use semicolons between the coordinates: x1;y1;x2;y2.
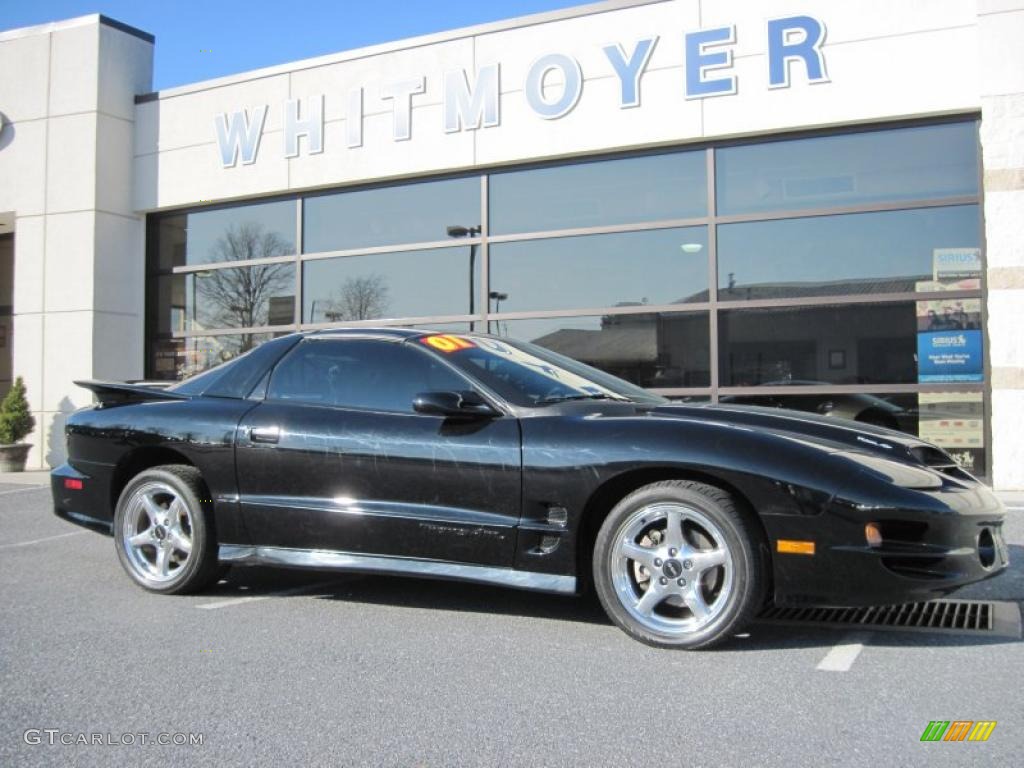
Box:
213;15;828;168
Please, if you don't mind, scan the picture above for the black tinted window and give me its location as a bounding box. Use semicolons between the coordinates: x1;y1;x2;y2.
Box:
202;334;302;399
267;339;469;413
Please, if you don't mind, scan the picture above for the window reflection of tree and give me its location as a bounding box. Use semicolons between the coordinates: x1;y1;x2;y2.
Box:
323;273;390;321
196;222;292;352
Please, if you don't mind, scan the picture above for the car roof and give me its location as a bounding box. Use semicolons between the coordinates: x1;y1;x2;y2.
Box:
303;327;516;344
305;327;426;341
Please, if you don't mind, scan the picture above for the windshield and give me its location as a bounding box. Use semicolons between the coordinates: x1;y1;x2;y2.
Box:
416;333;668;407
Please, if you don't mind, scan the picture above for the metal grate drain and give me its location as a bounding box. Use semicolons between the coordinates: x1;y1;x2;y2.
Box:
757;599;1022;638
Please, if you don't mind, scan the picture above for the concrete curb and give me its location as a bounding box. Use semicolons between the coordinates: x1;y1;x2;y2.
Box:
0;470;51;487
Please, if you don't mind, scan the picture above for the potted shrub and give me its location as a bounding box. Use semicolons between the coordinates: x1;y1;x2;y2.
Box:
0;377;36;472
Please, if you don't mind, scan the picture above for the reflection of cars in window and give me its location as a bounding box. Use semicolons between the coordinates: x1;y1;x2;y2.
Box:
53;329;1007;650
718;381;912;432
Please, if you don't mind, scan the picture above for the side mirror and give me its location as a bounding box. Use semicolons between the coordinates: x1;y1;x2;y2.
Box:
413;390;497;419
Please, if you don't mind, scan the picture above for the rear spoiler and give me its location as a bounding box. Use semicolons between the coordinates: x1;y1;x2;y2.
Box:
75;380;191;407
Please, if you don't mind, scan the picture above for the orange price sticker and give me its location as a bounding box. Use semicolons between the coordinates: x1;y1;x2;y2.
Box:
420;334;475;353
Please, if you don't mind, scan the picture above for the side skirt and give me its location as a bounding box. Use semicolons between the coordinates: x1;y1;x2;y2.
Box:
218;545;577;595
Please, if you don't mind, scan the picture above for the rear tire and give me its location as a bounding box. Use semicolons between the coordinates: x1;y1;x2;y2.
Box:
593;480;764;649
113;465;221;594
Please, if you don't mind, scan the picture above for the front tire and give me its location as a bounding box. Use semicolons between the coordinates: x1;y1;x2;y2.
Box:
113;465;220;594
593;480;764;649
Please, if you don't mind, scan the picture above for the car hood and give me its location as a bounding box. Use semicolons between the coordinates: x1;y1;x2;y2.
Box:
644;402;952;468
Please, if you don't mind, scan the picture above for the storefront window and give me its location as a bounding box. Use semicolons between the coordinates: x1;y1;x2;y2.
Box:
716;122;979;216
302;247;479;322
303;177;480;253
152;264;296;333
717;205;981;300
494;312;711;388
151;200;295;270
488;227;708;313
489;150;707;234
718;301;983;387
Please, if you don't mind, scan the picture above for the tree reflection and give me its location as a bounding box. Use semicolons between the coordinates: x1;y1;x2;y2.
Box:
323;273;390;321
196;222;292;352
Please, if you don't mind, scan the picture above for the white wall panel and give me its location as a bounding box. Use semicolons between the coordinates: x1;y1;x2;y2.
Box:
11;216;44;315
289;38;471;123
702;0;976;58
136;74;289;156
43;212;95;313
93;212;144;319
978;8;1024;97
98;24;153;121
95;113;136;215
0;119;46;216
475;67;701;165
703;26;979;138
0;33;50;122
48;24;99;117
45;113;98;214
42;310;93;412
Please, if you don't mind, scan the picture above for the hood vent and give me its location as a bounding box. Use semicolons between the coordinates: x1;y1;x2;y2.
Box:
908;446;974;482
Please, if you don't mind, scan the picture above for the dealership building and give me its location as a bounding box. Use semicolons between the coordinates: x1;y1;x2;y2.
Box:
1;0;1023;487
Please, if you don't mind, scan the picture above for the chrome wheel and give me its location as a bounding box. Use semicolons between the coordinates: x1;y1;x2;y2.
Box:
609;503;733;637
120;481;194;585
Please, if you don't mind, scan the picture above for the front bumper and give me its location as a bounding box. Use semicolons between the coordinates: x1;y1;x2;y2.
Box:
767;481;1009;607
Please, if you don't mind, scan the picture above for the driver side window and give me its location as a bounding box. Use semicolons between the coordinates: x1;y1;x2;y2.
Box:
267;339;470;413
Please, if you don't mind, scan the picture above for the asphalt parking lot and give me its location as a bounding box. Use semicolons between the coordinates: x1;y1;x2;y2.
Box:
2;478;1022;767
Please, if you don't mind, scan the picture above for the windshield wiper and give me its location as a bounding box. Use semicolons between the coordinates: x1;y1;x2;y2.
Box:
537;393;630;404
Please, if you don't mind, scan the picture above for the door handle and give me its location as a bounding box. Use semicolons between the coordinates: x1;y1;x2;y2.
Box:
249;426;280;444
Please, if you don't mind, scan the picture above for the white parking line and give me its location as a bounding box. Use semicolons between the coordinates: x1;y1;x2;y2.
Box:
0;530;87;549
816;632;870;672
197;580;339;610
0;486;49;497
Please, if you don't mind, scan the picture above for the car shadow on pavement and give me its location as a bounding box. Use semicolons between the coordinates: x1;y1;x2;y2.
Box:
206;564;1021;651
726;622;1021;652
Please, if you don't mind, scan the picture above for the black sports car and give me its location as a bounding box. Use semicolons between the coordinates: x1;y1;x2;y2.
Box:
51;329;1008;648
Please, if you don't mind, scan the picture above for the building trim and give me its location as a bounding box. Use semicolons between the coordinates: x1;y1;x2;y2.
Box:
0;13;154;44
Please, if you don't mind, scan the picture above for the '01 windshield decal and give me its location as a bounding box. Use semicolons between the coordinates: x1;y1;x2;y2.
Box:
420;334;476;353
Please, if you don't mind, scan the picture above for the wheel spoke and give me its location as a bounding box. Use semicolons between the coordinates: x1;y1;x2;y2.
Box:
154;545;171;578
169;529;192;555
663;507;684;550
620;540;656;570
128;531;152;549
168;498;187;524
635;583;665;617
141;493;165;526
692;548;726;574
684;588;710;621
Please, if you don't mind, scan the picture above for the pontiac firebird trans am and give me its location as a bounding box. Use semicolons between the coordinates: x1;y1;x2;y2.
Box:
51;329;1009;648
